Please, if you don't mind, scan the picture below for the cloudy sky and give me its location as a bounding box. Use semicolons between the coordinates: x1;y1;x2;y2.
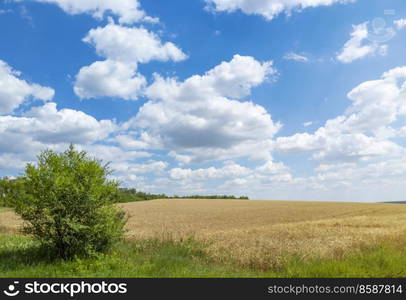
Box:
0;0;405;202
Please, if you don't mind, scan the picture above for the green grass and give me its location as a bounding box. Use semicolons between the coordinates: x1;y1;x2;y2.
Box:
282;245;406;278
0;207;10;212
0;234;256;277
1;234;406;278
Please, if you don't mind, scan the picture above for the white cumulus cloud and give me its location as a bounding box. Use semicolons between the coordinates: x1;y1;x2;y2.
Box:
0;102;118;171
122;55;281;162
83;23;188;63
0;102;116;146
169;162;251;181
0;60;54;114
74;60;146;100
29;0;157;24
74;23;187;100
394;19;406;30
336;23;389;63
205;0;355;21
276;66;406;162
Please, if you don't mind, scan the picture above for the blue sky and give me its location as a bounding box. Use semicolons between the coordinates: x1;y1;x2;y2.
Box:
0;0;406;201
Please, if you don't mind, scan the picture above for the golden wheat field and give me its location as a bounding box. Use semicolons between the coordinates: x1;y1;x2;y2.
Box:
2;199;406;269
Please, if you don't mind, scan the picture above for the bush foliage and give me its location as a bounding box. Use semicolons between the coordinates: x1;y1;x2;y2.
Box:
8;145;126;260
0;177;22;207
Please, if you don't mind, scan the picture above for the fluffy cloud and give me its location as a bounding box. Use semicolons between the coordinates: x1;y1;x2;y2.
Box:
394;19;406;30
75;23;187;100
277;129;402;162
0;60;54;114
256;160;290;175
159;65;406;201
122;55;280;162
112;160;168;174
0;102;115;146
169;162;251;181
276;66;406;162
29;0;157;24
214;156;406;202
151;153;406;201
0;153;30;170
343;67;406;131
83;23;187;63
336;23;389;63
398;126;406;137
78;144;151;165
0;60;125;172
158;160;293;198
0;102;119;173
205;0;354;21
74;60;146;99
114;132;161;150
303;157;406;199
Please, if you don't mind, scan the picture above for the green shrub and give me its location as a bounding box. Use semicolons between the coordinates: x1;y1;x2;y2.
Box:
0;177;23;207
10;145;127;260
0;178;7;207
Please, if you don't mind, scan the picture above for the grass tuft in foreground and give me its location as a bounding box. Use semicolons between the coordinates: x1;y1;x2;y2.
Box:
1;234;406;278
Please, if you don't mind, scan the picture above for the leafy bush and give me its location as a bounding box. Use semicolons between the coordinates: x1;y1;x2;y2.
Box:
9;145;126;260
0;177;23;207
0;178;7;207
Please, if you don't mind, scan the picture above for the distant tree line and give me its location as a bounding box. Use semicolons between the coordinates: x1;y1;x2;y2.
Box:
172;195;249;200
116;188;249;202
116;188;168;203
